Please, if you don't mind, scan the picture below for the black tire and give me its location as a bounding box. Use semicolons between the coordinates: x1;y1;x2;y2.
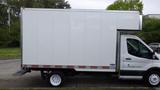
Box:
144;71;160;87
49;71;64;87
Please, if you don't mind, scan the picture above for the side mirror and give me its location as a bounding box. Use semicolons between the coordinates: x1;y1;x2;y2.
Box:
152;51;158;60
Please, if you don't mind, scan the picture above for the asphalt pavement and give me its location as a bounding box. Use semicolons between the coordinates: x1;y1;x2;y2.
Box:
0;59;156;88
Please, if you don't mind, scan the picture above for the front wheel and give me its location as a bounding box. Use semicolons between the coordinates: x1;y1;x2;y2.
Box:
49;71;63;87
144;71;160;87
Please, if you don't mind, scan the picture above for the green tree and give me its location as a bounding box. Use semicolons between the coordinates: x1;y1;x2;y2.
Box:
0;26;10;47
0;3;10;48
0;4;8;26
0;0;71;48
7;0;71;16
138;17;160;44
107;0;143;14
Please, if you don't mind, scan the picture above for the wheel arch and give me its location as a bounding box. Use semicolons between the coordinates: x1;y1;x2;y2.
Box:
143;67;160;77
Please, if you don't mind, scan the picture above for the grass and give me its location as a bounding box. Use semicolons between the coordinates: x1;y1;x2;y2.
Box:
0;48;21;60
0;88;156;90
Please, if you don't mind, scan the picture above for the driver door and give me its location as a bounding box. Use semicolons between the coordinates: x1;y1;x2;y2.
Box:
120;35;154;76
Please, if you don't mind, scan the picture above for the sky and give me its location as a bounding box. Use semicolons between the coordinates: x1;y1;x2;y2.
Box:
66;0;160;15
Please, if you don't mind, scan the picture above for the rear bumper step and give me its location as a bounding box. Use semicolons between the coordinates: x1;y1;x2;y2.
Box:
13;68;30;76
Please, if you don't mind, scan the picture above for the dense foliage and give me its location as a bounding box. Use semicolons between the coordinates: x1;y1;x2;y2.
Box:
0;0;70;48
0;4;8;25
138;17;160;44
107;0;160;44
107;0;143;14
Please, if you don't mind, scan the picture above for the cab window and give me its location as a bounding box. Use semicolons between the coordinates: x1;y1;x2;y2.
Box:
127;39;153;59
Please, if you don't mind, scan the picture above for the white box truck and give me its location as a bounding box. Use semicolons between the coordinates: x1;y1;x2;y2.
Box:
19;8;160;87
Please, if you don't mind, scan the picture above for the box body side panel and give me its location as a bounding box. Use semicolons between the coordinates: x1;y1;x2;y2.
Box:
22;9;140;72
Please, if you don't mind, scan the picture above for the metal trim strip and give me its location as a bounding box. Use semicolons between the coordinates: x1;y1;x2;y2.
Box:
23;64;114;69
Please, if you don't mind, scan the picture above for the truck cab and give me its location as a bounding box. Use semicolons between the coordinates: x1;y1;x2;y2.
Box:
120;35;160;86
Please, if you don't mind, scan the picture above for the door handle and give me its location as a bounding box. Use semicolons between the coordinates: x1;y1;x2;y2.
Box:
125;58;132;60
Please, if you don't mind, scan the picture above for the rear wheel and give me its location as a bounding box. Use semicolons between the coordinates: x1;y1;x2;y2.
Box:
49;71;63;87
144;71;160;87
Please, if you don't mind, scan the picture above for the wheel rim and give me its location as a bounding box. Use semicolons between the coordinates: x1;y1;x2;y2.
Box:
149;73;160;86
50;74;62;86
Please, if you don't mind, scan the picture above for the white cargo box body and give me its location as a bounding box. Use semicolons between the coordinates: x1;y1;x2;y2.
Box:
22;8;141;72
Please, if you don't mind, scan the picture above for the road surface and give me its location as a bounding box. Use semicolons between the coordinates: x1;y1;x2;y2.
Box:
0;59;152;88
